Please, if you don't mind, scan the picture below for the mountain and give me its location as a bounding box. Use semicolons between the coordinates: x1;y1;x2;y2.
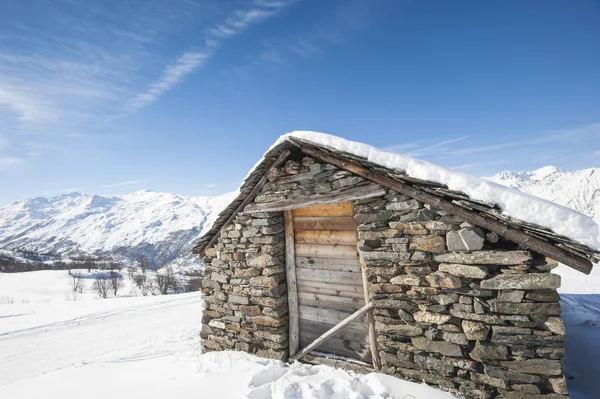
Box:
485;166;600;223
0;190;236;268
1;165;598;269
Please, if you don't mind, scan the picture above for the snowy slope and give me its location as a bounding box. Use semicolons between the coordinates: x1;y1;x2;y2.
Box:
486;166;600;224
0;277;455;399
0;190;236;267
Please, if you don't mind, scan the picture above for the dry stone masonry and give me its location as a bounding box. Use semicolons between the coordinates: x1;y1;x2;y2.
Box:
201;156;570;399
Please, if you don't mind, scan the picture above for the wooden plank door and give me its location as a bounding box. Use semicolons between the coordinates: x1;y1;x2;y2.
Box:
290;202;371;362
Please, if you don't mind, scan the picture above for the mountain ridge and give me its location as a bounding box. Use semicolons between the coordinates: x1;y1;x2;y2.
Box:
1;165;599;268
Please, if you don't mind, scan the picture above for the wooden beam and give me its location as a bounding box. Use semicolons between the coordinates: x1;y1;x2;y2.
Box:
244;183;386;213
293;202;353;217
291;302;375;361
295;230;357;245
284;210;300;358
292;217;356;231
200;150;290;254
356;231;382;371
295;243;359;260
297;143;594;275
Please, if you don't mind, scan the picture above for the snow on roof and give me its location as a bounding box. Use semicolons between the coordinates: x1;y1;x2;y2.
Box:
276;131;600;251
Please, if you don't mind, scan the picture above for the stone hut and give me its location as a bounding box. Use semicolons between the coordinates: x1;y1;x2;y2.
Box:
194;132;600;398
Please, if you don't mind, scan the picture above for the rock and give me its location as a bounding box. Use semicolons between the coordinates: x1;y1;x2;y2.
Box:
361;251;411;261
442;332;468;345
247;254;279;268
469;341;508;362
450;310;503;324
432;293;459;305
498;290;525;302
375;322;423;337
425;271;463;288
388;221;428;235
481;273;561;290
385;199;421;210
389;275;422;286
433;250;532;265
314;182;332;194
409;236;446;253
438;263;489;279
411;336;463;357
414;310;452;324
250;295;287;307
370;283;403;293
208;320;226;329
254;329;287;343
492;326;532;335
470;372;509;389
397;309;414;323
257;349;288;361
462;320;490;340
210;272;229;284
239;305;261;316
251;315;286;327
446;229;485;251
525;289;561;302
249;276;281;288
228;294;249;305
355;211;393;224
544;317;566;335
488;301;561;315
511;384;540;394
484;365;541;384
233;267;260;278
549;376;568;394
502;359;562;375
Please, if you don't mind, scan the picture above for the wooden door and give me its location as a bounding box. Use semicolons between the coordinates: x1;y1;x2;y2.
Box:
289;202;371;362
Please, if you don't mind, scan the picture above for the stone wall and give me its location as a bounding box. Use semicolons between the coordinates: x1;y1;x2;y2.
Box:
201;156;569;398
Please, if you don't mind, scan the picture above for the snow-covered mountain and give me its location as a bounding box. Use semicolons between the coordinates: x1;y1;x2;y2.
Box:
0;190;236;268
0;165;598;269
485;166;600;223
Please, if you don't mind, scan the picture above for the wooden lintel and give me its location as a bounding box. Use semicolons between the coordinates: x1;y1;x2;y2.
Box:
297;143;593;275
244;183;386;214
291;302;375;361
200;149;291;254
284;210;300;357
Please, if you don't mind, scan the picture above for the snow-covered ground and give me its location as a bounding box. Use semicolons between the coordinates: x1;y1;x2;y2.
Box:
1;268;599;398
0;270;454;398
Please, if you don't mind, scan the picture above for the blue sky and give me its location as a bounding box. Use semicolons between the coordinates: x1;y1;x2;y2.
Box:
0;0;599;205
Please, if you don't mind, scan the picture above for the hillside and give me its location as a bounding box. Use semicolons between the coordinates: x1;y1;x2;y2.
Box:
0;190;236;268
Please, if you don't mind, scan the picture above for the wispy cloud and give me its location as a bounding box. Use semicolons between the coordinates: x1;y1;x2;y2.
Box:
128;0;296;111
0;156;25;170
128;51;211;111
405;136;470;157
101;180;149;188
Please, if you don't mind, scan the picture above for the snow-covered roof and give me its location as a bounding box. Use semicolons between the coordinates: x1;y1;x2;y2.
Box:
194;131;600;271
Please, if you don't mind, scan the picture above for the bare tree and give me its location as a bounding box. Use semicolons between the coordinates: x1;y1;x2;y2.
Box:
133;273;147;290
92;276;110;299
109;271;123;296
155;267;179;295
70;272;84;299
137;255;149;273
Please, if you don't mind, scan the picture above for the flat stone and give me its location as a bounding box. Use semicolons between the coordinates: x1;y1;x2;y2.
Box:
229;294;249;305
247;254;279;268
250;295;287;307
208;320;226;330
375;322;423;337
389;275;422;286
442;332;468;345
549;376;568;394
446;228;485;251
481;273;561;290
450;310;503;324
498;290;525;302
433;250;532;265
409;236;446;253
525;289;561;302
251;315;286;327
492;326;532;335
462;320;490;340
425;271;463;288
314;182;332;194
233;267;260;278
470;341;508;362
370;283;403;293
388;221;428;235
254;329;288;343
249;276;281;288
411;336;463;357
385;199;421;210
432;293;459;305
414;310;452;325
239;305;261;316
484;365;541;384
502;359;562;375
361;251;411;261
489;301;561;315
545;317;566;335
438;263;489;279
